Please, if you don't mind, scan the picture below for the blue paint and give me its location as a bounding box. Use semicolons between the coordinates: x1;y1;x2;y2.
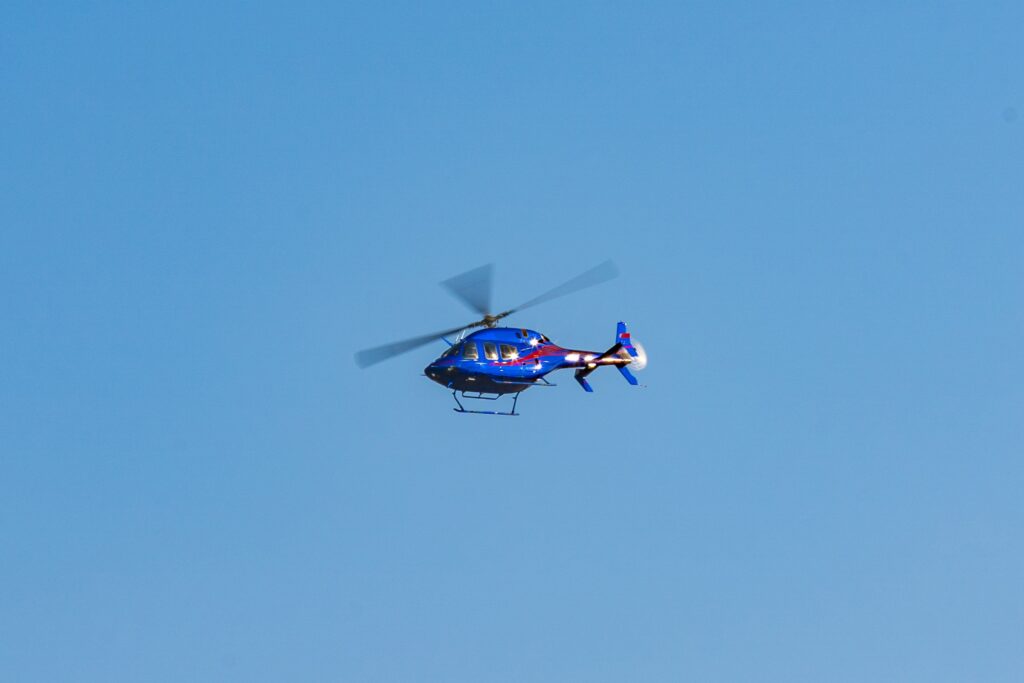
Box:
424;323;642;403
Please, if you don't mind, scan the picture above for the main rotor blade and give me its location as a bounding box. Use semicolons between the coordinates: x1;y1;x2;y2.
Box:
505;260;620;316
354;323;472;368
440;264;493;316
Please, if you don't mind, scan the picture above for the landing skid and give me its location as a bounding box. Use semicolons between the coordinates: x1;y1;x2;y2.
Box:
451;390;521;416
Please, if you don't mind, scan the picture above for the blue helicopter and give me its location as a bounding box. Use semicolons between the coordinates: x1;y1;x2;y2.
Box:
355;261;647;415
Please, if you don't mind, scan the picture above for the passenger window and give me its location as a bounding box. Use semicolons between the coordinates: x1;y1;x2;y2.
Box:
484;342;499;360
499;344;518;360
462;342;479;360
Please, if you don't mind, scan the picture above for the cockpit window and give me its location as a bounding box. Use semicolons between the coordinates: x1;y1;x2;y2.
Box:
483;342;499;360
499;344;518;360
539;335;551;344
441;344;459;358
462;342;479;360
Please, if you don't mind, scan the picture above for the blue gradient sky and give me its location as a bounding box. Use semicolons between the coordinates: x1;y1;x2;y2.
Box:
2;3;1022;681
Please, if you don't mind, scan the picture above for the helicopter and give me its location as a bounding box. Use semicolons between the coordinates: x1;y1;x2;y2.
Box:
355;261;647;416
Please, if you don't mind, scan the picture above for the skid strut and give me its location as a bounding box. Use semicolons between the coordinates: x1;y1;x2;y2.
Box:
451;390;521;416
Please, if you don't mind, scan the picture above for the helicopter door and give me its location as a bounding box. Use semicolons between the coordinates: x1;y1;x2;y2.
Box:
498;344;519;377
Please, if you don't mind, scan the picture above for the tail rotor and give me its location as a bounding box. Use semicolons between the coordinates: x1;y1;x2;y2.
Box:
629;340;648;371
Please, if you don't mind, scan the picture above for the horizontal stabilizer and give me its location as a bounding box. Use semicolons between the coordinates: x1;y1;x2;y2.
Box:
575;368;595;392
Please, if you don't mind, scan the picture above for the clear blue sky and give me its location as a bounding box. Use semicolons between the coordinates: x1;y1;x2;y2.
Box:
2;3;1022;681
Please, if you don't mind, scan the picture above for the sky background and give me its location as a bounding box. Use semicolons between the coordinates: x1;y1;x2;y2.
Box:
2;2;1022;681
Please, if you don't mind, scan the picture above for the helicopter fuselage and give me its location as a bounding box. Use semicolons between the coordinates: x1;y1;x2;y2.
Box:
424;327;618;395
